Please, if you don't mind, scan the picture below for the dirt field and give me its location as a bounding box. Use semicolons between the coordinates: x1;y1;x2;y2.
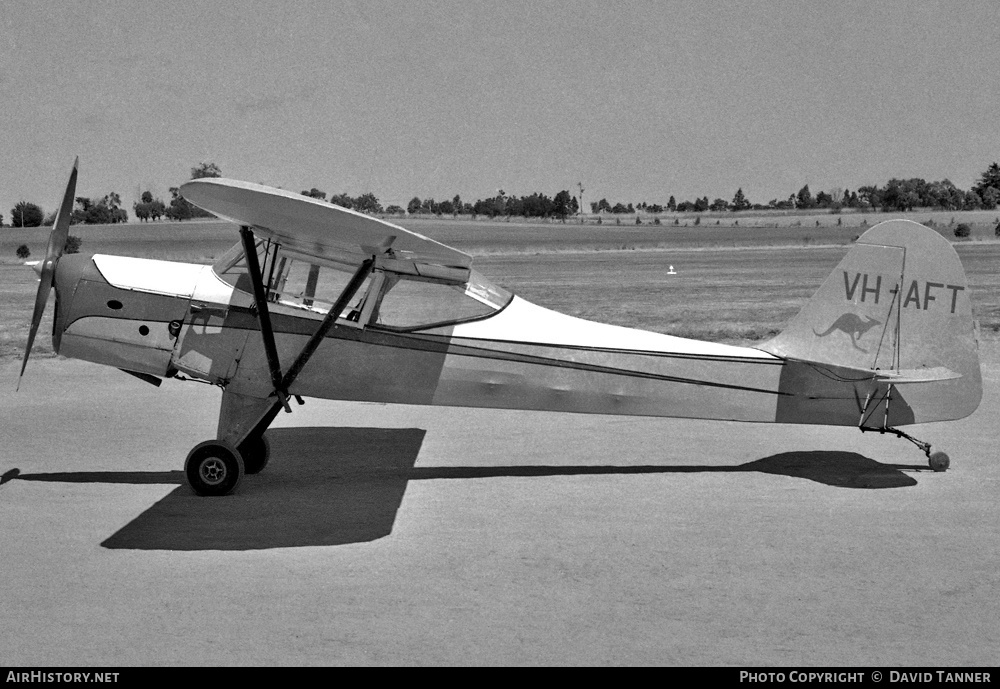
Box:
1;218;998;666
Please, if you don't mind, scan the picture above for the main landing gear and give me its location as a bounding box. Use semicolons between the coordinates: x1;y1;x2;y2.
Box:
182;226;377;497
184;435;273;496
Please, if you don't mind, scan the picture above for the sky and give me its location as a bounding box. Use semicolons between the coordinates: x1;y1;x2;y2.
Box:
2;0;999;218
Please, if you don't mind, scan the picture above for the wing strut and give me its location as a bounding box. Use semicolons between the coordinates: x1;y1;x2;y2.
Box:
228;225;376;452
240;226;289;411
280;256;374;392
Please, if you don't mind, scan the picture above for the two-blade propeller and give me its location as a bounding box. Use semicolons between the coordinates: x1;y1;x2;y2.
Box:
18;157;79;391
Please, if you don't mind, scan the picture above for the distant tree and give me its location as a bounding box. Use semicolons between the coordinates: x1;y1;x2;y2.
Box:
964;190;982;210
407;197;422;214
165;187;195;221
954;223;971;238
856;185;882;210
11;201;44;227
796;185;814;209
72;193;127;224
384;205;404;215
518;193;553;218
814;190;833;208
710;198;728;211
948;185;966;210
301;188;327;200
553;190;574;220
134;193;166;222
168;170;215;219
16;244;30;259
438;199;454;215
191;162;222;179
731;188;750;211
972;162;1000;198
595;198;612;213
982;187;999;210
353;192;383;215
667;195;676;211
328;193;354;209
64;236;82;254
693;196;709;212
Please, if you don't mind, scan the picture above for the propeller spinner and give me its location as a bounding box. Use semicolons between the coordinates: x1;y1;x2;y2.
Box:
18;157;79;390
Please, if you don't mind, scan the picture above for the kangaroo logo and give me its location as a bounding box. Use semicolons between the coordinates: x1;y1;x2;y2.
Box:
813;313;881;352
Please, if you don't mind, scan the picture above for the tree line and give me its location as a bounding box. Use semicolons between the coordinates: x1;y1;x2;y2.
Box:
6;162;1000;227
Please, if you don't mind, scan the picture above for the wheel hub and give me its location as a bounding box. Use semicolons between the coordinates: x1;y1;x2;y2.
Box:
199;457;227;485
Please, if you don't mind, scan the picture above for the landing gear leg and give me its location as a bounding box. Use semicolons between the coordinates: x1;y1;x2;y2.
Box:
859;383;949;472
859;426;948;472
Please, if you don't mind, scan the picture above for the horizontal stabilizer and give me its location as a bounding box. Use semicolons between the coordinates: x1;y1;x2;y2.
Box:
874;367;961;384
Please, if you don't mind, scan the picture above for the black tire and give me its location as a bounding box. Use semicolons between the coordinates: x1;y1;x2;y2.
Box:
185;440;245;496
928;451;950;472
239;434;271;475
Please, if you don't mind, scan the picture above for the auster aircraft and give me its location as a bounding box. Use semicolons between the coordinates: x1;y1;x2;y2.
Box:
19;160;982;496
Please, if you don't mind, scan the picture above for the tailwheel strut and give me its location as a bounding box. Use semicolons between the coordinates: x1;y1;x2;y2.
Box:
858;384;949;472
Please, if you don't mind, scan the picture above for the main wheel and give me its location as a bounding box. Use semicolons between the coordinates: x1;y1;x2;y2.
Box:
239;434;271;475
185;440;245;496
928;451;950;472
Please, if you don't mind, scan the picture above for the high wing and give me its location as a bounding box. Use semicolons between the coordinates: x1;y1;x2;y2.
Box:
179;178;472;282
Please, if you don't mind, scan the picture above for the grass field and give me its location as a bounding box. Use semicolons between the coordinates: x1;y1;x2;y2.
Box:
3;213;999;362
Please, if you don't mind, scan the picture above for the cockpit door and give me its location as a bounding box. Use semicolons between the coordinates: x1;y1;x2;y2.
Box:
170;266;251;385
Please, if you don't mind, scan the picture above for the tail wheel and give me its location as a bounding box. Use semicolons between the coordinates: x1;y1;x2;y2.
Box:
928;451;950;472
185;440;244;496
239;434;271;475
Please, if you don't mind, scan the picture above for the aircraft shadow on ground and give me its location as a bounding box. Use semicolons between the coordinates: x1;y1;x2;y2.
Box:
1;427;924;551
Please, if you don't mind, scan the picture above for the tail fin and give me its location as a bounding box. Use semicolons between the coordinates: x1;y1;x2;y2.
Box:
760;220;981;423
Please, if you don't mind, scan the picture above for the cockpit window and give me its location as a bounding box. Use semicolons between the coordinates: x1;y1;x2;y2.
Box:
213;241;371;316
212;241;511;328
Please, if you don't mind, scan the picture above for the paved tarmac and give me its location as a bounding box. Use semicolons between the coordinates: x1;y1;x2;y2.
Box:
1;348;998;666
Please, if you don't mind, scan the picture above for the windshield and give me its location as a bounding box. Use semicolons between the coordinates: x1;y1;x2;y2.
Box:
371;270;511;331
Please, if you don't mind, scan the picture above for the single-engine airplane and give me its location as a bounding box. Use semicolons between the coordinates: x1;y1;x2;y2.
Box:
19;160;982;495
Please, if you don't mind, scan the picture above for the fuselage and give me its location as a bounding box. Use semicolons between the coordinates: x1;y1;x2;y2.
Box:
51;249;933;428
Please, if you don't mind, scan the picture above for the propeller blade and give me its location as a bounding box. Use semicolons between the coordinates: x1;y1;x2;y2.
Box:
18;158;79;391
47;156;78;262
18;263;54;390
